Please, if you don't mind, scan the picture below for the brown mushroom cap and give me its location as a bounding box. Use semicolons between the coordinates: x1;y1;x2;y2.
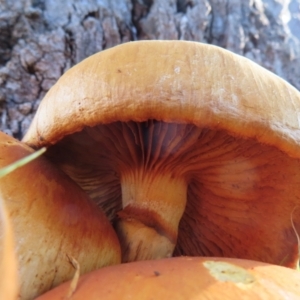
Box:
36;256;300;300
0;132;121;299
23;41;300;266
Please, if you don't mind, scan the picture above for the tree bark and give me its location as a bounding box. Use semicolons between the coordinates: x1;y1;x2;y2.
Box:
0;0;299;138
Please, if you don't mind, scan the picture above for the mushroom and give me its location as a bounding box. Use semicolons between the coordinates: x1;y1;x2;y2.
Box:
0;131;121;299
0;178;18;300
36;256;300;300
23;40;300;267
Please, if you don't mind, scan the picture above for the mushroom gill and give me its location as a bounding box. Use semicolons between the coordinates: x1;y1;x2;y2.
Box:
45;120;300;265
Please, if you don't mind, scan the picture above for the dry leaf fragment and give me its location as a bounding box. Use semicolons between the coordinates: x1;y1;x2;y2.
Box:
66;255;80;299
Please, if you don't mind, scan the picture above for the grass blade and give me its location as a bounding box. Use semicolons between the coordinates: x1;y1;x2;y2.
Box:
0;147;46;178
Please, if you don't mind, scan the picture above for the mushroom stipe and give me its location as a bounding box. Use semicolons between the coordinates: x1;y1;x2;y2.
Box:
23;40;300;268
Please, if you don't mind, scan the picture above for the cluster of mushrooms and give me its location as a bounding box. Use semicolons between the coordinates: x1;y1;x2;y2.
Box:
1;41;300;299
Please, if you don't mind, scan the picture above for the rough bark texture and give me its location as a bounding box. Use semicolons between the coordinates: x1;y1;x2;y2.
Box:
0;0;299;138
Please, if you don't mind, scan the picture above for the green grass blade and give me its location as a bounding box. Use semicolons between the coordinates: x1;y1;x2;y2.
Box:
0;147;46;179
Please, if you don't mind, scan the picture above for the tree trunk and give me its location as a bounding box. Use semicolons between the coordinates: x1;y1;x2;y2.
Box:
1;0;299;138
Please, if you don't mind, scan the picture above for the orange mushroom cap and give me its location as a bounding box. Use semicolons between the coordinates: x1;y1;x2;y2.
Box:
0;181;18;300
36;256;300;300
0;131;121;299
23;41;300;267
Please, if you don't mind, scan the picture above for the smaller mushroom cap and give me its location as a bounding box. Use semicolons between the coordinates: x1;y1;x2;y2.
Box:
0;131;121;299
0;182;18;300
36;256;300;300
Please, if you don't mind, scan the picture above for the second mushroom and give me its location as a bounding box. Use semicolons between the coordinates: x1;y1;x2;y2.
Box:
23;41;300;267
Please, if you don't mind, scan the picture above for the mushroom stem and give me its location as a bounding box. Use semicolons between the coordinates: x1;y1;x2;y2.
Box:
115;169;187;262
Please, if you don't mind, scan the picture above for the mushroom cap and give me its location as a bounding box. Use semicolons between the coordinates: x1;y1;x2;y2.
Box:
23;40;300;157
0;131;121;299
22;41;300;266
36;256;300;300
0;180;18;300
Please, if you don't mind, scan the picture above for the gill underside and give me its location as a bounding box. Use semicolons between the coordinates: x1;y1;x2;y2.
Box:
46;120;300;266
